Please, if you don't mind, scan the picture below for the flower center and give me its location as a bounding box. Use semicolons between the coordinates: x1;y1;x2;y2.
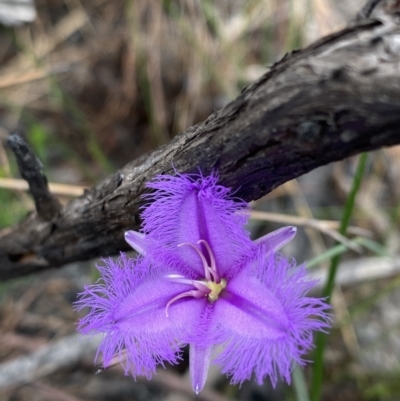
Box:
206;279;227;301
164;239;226;317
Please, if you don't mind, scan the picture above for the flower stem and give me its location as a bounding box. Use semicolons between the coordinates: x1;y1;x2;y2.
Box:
310;153;368;401
293;363;311;401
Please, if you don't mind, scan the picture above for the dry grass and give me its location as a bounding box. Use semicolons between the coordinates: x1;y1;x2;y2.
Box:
1;1;400;400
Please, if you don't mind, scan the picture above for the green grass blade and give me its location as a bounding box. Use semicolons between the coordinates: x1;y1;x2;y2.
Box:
306;237;387;269
310;153;368;401
293;364;311;401
356;237;389;257
306;242;354;270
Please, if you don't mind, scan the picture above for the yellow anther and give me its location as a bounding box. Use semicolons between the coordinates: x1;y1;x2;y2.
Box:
206;279;227;302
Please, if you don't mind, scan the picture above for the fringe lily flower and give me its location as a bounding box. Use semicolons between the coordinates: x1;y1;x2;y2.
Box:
76;173;330;394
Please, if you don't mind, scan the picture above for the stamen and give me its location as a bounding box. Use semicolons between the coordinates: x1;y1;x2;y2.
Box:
178;243;211;281
165;274;211;293
165;240;226;316
197;240;220;283
164;274;196;286
165;289;207;317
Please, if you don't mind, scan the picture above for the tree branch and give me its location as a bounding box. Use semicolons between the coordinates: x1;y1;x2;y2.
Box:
1;0;400;280
7;133;61;221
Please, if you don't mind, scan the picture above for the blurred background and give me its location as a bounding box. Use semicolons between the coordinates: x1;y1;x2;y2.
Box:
2;0;400;400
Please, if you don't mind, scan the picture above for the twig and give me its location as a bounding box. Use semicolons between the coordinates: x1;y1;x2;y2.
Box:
0;333;101;389
30;381;84;401
7;132;61;221
0;177;86;197
356;0;388;19
311;256;400;288
148;369;232;401
250;210;370;252
0;331;47;352
0;332;233;401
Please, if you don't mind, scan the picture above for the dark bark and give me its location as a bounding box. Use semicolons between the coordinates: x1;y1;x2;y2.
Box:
7;133;61;221
1;0;400;280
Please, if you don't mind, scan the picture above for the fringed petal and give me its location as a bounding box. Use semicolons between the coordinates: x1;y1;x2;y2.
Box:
142;173;254;277
189;344;212;394
204;251;330;387
75;254;206;379
254;226;297;252
125;230;148;255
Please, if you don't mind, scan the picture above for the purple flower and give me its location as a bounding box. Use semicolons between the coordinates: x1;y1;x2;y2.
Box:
76;173;330;394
